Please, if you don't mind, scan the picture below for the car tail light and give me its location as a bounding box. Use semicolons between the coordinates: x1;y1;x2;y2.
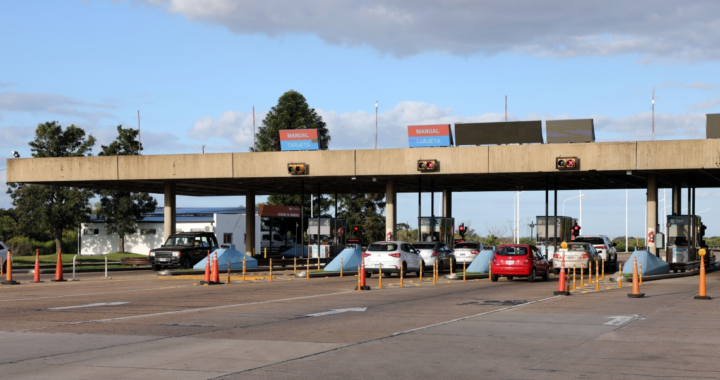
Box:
581;254;589;259
431;251;438;256
471;251;479;255
492;258;497;264
363;253;371;257
389;253;401;258
596;245;607;249
553;253;559;259
524;258;529;264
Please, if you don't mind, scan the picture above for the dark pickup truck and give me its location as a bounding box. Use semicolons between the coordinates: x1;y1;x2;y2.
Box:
149;232;219;271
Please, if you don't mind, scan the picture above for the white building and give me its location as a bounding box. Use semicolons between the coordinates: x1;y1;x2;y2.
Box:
80;207;261;256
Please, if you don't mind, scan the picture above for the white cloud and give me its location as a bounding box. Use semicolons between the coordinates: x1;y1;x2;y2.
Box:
136;0;720;61
188;110;265;152
0;92;116;122
689;99;720;111
658;81;720;90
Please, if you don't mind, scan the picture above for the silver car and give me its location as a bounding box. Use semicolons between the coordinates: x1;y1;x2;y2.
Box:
364;241;424;277
552;242;602;274
453;241;487;264
412;241;453;271
573;235;619;271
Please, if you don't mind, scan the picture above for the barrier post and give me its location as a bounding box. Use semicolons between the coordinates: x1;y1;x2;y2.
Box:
264;247;267;259
639;261;643;285
400;264;404;288
2;250;18;285
572;266;576;291
357;265;361;291
595;259;600;291
227;261;231;284
419;262;423;281
33;249;42;283
269;258;273;282
378;263;383;289
450;258;453;275
602;258;605;279
627;257;644;298
242;255;246;281
618;262;623;288
433;261;437;285
580;262;584;287
318;256;321;271
52;249;66;282
104;255;112;280
589;260;594;284
70;254;79;281
554;242;569;295
294;256;297;275
463;261;466;282
566;271;570;293
306;256;310;279
488;259;492;280
340;258;343;278
695;249;711;300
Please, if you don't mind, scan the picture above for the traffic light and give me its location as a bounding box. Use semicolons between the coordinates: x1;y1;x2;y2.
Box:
287;163;307;175
417;159;439;172
556;157;579;170
572;224;580;239
458;223;466;238
352;226;360;236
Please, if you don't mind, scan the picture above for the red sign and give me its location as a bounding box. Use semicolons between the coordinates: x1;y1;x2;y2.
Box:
407;124;451;137
279;129;318;141
257;205;301;218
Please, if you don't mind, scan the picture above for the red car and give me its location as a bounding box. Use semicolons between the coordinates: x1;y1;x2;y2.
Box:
491;244;550;282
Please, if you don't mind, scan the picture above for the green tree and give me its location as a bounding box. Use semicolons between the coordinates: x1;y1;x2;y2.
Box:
7;121;96;254
336;193;386;243
251;90;331;152
97;126;157;252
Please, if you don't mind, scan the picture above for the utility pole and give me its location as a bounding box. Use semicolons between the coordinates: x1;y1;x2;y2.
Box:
375;101;378;149
652;88;655;141
253;106;256;150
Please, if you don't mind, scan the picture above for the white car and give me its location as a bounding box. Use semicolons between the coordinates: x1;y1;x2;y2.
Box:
411;241;453;269
453;241;487;264
0;242;8;271
363;241;423;277
573;235;619;271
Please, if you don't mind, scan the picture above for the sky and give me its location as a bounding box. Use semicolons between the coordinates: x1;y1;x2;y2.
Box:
1;0;719;239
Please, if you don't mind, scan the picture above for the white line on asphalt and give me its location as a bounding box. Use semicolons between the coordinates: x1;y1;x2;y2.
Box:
68;291;353;325
305;307;367;317
49;302;130;310
0;286;186;303
604;314;644;326
392;296;561;336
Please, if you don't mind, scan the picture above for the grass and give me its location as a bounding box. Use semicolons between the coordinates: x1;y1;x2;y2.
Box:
12;252;146;266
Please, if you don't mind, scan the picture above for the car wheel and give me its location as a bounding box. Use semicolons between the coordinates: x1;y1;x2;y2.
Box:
417;261;424;277
152;264;162;271
401;262;407;278
437;260;443;274
528;269;536;283
181;256;192;269
554;268;560;275
507;276;514;281
366;271;372;278
491;274;498;282
542;268;549;281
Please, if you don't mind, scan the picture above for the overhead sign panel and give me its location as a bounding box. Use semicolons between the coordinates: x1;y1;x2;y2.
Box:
408;124;453;147
258;205;301;218
708;114;720;139
546;119;595;143
455;121;543;146
279;129;319;151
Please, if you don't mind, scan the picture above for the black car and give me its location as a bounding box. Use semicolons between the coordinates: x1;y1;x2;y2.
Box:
149;232;219;271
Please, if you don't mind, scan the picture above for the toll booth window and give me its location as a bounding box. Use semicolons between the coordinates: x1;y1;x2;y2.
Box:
368;243;398;252
223;233;233;244
496;246;528;256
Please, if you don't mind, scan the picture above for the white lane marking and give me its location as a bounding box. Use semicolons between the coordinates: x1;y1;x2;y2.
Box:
392;296;561;336
305;307;367;317
68;291;352;325
49;302;130;310
604;314;644;326
0;286;185;303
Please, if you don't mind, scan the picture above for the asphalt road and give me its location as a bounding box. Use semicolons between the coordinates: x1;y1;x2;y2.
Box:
0;267;718;379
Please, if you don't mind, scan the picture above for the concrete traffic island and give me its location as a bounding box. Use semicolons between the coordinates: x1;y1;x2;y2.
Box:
295;245;362;278
444;250;494;280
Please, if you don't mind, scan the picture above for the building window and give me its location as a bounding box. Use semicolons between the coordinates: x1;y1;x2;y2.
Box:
141;229;157;235
83;228;99;235
223;233;233;244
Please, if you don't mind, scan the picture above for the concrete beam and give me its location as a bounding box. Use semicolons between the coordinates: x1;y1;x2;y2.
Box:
164;183;176;241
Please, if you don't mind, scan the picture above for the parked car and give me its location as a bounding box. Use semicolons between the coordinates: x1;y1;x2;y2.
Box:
491;244;550;282
453;241;487;265
261;231;288;250
573;235;618;271
412;241;453;271
149;232;219;271
0;241;8;272
364;241;423;277
552;242;601;274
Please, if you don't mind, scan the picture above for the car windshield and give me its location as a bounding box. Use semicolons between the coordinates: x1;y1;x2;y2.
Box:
165;236;195;247
566;244;588;252
368;243;399;252
574;237;604;245
412;243;436;249
455;242;479;249
496;246;528;256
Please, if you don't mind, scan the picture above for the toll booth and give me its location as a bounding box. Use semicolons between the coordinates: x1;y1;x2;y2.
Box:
307;218;348;246
535;215;574;259
666;215;702;263
418;217;455;246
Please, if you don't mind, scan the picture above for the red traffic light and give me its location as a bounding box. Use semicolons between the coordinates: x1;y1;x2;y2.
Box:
353;226;359;232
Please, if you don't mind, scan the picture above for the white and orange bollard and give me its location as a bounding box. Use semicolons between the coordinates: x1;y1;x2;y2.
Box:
695;249;711;300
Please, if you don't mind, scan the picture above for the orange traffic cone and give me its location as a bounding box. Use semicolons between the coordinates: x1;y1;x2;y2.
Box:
1;250;19;285
695;249;711;300
627;257;645;298
554;243;570;295
212;252;220;284
33;249;43;283
51;248;66;282
201;251;211;284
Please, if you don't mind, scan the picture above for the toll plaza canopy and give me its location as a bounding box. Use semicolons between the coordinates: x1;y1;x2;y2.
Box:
8;139;720;195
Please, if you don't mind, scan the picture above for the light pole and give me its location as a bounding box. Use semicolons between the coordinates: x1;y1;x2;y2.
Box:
528;221;535;243
375;101;378;149
562;193;585;216
513;191;524;244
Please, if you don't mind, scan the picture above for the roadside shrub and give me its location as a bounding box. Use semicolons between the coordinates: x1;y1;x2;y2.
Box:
7;236;33;256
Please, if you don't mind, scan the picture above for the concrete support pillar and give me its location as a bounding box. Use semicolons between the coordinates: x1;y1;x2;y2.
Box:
386;179;396;241
163;183;176;241
671;185;682;215
246;190;255;257
647;174;658;256
442;189;452;218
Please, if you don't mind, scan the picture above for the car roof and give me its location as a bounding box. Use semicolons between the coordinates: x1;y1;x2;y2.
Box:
497;244;532;248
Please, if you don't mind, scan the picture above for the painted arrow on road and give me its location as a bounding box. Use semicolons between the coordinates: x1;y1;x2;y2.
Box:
604;314;644;326
305;308;367;317
50;302;130;310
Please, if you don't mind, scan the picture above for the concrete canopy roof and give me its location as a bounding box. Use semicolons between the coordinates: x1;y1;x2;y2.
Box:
7;139;720;196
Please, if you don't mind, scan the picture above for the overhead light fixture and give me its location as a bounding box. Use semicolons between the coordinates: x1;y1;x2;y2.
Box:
351;177;356;180
11;151;19;158
372;177;377;182
626;170;632;175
